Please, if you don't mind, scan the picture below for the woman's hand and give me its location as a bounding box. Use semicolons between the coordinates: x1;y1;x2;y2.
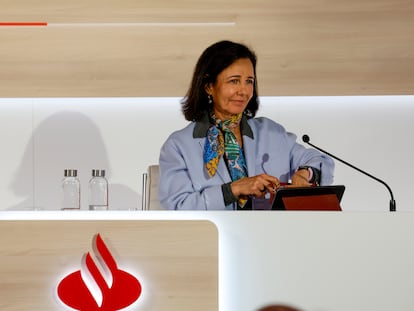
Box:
291;169;312;187
230;174;280;198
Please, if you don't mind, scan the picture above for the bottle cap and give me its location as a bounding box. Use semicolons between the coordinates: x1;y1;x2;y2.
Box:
64;169;77;177
92;169;105;177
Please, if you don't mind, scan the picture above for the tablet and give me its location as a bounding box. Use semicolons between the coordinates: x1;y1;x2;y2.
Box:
271;185;345;211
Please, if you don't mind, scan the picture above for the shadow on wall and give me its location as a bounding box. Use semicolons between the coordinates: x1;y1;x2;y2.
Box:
8;110;139;210
257;304;302;311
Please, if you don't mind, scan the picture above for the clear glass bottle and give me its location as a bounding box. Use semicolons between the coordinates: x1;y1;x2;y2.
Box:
89;169;108;210
62;169;80;210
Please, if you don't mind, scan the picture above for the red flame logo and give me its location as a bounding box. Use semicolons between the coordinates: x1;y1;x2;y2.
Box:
57;234;142;310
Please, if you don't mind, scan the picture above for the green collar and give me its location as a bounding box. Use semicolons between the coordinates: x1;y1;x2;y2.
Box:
193;111;254;139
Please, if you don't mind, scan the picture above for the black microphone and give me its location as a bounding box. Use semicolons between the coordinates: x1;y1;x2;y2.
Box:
261;153;269;173
302;134;396;212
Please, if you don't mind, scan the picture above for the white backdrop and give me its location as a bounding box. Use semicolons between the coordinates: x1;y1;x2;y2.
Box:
0;95;412;211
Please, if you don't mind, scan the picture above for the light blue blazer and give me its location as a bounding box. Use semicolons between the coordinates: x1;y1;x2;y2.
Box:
158;116;334;210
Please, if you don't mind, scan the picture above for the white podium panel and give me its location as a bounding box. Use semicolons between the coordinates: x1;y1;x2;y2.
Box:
1;210;414;311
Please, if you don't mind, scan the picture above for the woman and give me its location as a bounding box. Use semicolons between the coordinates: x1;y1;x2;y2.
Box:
158;40;334;210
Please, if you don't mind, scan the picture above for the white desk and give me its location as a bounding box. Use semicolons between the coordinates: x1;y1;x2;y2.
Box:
1;210;413;311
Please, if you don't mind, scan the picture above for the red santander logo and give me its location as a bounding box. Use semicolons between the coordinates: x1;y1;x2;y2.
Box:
57;233;142;310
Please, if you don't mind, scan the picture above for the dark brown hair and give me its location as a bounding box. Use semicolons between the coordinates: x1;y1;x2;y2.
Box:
181;40;259;121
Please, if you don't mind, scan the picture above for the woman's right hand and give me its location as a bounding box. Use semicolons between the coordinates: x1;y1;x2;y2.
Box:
230;174;281;198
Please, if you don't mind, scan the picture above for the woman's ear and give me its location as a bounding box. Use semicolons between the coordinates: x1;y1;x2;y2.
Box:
204;83;212;95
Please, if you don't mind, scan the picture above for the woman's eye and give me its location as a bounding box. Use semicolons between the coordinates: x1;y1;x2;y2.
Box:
230;79;239;84
246;79;254;84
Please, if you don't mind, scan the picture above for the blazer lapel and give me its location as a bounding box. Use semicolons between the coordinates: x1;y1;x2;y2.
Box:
243;135;257;177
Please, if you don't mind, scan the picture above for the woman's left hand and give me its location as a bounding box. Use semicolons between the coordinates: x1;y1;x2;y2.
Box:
291;169;312;187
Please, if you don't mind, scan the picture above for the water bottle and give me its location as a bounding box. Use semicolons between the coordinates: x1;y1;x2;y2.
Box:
89;169;108;210
62;169;80;210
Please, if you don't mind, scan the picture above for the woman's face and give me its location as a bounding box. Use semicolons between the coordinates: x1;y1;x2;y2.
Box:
206;58;255;120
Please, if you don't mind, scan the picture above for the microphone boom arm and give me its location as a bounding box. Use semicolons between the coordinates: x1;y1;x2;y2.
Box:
302;135;396;212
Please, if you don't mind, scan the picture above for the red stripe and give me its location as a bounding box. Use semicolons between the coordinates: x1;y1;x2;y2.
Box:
0;22;48;27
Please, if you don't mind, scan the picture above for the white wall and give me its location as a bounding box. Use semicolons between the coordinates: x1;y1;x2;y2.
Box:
0;96;412;211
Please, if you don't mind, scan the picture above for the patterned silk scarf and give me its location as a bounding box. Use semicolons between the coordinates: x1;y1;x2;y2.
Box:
204;112;248;207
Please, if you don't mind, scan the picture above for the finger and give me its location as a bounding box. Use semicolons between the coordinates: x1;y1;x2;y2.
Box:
266;182;281;192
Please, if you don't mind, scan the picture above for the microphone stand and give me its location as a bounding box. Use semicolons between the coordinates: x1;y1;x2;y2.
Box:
302;135;396;212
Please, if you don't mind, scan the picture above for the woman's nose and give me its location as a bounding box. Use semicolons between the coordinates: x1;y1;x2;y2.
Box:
237;82;248;95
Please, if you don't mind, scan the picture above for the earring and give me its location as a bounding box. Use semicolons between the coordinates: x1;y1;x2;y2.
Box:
244;110;252;117
208;94;213;105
